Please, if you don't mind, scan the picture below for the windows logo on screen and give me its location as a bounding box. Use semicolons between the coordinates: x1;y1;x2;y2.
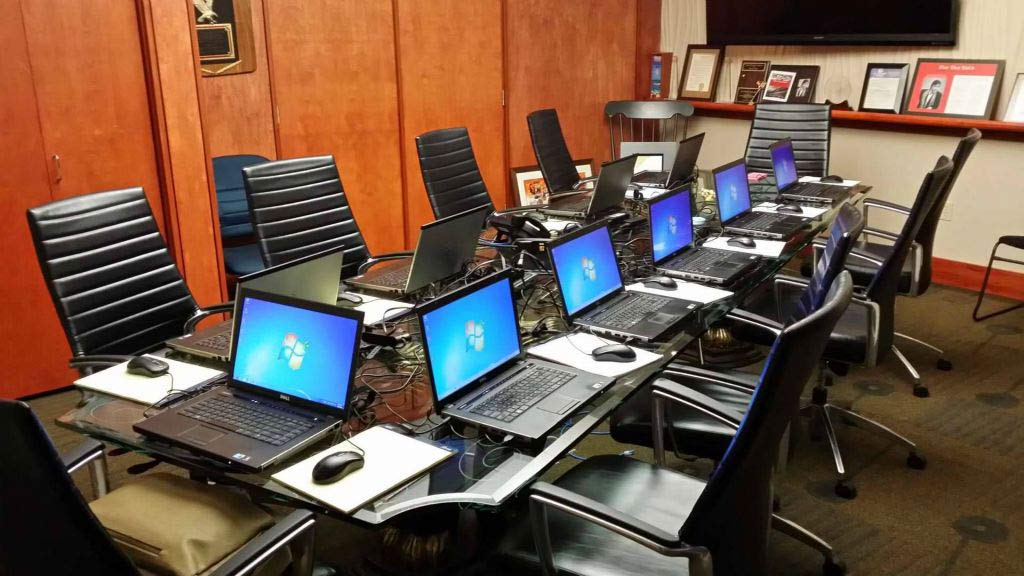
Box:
465;320;485;352
667;214;678;235
581;256;597;281
278;332;308;370
729;182;739;204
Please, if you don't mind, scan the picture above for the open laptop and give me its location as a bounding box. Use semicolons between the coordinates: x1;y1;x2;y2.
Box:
770;139;848;203
348;205;488;295
135;288;363;471
650;185;759;285
549;222;697;341
417;270;610;440
621;141;679;169
714;159;808;240
538;155;636;219
632;133;705;188
167;246;345;361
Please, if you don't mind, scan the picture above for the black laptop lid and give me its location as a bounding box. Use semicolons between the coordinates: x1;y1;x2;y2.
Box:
712;159;752;225
588;155;637;215
406;205;489;292
668;133;705;184
548;222;625;320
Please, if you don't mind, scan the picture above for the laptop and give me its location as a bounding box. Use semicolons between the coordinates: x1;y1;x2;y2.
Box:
167;246;346;361
135;288;363;471
632;133;705;188
538;155;637;219
713;159;808;240
549;222;697;341
417;270;611;440
348;205;488;295
650;185;759;285
621;141;679;169
770;139;848;203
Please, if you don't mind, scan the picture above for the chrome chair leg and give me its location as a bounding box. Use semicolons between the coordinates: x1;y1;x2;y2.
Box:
891;344;929;398
825;404;926;471
772;513;846;576
894;332;953;371
88;453;109;498
817;404;857;500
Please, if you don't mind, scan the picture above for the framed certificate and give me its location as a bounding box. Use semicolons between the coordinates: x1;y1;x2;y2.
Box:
904;59;1005;120
1003;73;1024;123
678;45;723;101
762;65;819;103
858;63;910;114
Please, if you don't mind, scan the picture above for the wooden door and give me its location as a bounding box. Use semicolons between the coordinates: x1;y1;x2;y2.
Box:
20;0;165;230
396;0;506;242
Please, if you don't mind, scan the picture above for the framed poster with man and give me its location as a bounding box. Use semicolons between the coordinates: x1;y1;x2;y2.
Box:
904;59;1005;120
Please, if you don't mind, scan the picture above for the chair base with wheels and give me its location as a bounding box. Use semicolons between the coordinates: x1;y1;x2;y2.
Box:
973;236;1024;322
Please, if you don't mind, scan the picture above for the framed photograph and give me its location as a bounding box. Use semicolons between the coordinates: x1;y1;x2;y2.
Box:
649;53;673;99
194;0;257;76
678;45;723;101
734;60;771;104
511;160;593;207
762;65;820;103
904;59;1005;120
858;63;910;113
1004;73;1024;123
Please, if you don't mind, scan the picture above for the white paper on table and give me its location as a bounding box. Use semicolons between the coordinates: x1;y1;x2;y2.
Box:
634;187;670;200
798;176;860;188
527;333;661;378
75;356;225;405
543;218;580;232
702;236;786;258
753;202;828;218
625;280;732;304
356;297;413;325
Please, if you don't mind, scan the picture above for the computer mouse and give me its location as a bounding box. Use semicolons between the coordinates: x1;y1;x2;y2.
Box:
562;222;581;234
776;204;803;214
126;356;169;378
643;276;677;290
311;450;365;484
337;291;363;304
591;343;637;363
727;236;757;249
821;175;844;183
378;422;415;436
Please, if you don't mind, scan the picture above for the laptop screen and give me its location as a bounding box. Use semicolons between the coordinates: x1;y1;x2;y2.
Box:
634;154;664;174
650;187;693;263
714;161;751;223
421;275;521;403
231;294;358;411
771;140;798;191
550;225;623;316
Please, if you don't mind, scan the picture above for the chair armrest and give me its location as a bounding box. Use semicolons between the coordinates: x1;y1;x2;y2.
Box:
660;364;759;394
184;302;235;333
861;227;899;243
863;198;910;229
69;355;134;373
529;482;713;576
60;438;105;474
724;309;784;340
652;378;745;432
846;249;886;267
357;251;415;275
209;510;316;576
571;176;598;190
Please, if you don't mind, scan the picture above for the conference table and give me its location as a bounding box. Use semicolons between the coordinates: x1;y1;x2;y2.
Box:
57;182;870;530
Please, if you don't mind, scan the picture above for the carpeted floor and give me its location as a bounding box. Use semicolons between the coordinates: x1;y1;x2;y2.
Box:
30;285;1024;575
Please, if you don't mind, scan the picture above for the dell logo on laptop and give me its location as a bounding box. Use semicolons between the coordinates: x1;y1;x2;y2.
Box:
279;394;291;402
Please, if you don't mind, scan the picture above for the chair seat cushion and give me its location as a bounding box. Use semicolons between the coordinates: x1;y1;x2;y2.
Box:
90;473;275;576
843;241;913;293
499;455;705;576
223;243;265;276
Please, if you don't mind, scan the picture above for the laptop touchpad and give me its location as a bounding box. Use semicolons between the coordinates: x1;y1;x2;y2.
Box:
180;425;225;445
536;395;579;415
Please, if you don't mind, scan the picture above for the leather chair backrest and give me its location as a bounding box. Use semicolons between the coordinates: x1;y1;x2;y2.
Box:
914;129;981;294
682;272;853;575
242;155;370;280
213;154;269;239
744;103;831;177
415;127;494;219
27;188;199;357
527;109;580;194
0;399;138;575
791;203;864;323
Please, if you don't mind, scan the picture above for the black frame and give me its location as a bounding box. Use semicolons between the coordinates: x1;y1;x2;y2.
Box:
711;158;752;226
904;58;1005;120
647;185;696;266
677;45;724;101
547;221;626;322
762;65;820;103
227;287;364;418
858;63;910;113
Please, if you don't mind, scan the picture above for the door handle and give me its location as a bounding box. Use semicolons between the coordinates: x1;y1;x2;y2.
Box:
52;154;63;182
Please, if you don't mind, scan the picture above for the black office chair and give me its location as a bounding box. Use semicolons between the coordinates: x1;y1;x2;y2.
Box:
0;399;315;576
415;127;495;219
527;109;596;194
242;155;411;280
497;274;854;576
213;154;270;277
744;103;831;178
604;100;694;160
27;188;233;374
973;235;1024;321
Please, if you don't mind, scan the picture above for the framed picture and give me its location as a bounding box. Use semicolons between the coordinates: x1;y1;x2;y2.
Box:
649;53;673;99
734;60;771;104
1004;73;1024;123
762;65;820;103
678;45;723;101
194;0;257;76
511;160;593;207
858;63;910;114
904;59;1005;120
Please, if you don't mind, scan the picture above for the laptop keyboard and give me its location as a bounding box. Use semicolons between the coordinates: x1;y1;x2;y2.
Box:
667;249;725;273
470;366;576;422
194;331;231;352
181;396;314;446
592;294;664;329
793;183;834;197
731;212;780;230
550;195;589;212
364;264;411;288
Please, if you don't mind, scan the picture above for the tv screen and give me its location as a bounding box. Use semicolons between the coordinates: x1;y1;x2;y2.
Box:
706;0;958;46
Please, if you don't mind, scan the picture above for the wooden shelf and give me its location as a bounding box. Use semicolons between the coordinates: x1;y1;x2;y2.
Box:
687;101;1024;141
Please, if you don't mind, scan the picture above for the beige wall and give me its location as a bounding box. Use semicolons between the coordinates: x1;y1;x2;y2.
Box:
664;0;1024;270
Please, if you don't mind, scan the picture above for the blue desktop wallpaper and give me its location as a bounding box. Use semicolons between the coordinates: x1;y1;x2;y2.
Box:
650;189;693;263
551;226;622;316
771;141;798;190
422;277;520;403
232;296;358;410
714;163;751;223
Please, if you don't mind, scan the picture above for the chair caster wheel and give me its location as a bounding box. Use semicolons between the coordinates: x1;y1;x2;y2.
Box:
937;358;953;371
913;385;930;398
823;557;847;576
907;452;927;470
834;481;857;500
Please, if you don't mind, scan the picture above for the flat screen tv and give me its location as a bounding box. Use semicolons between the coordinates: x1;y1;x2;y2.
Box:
706;0;958;46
